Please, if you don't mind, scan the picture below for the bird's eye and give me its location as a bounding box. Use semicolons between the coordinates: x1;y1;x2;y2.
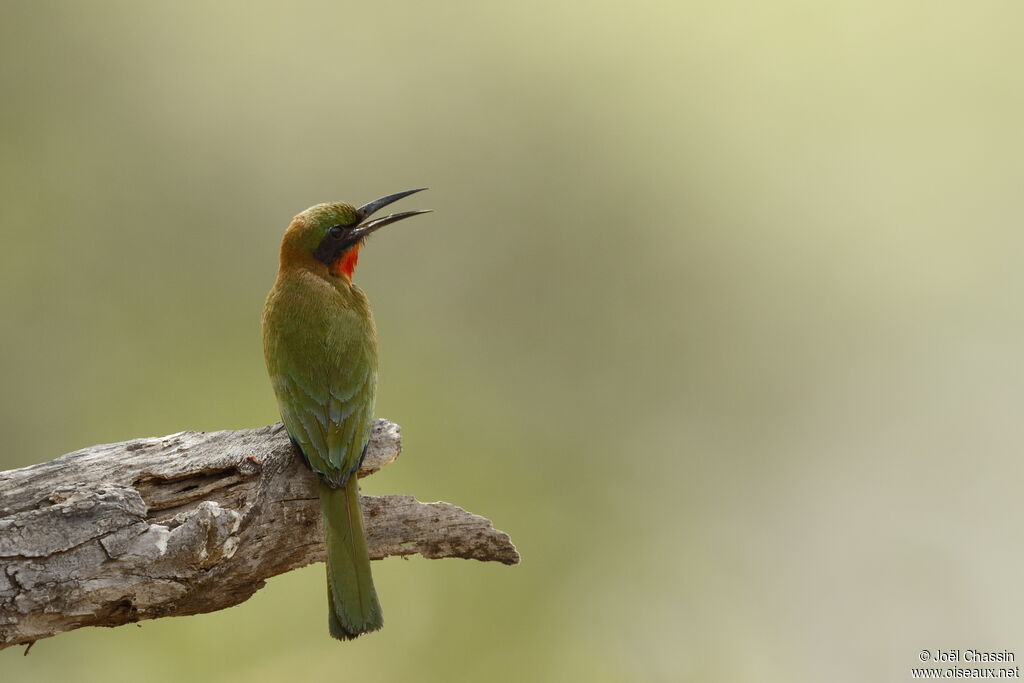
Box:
329;226;345;239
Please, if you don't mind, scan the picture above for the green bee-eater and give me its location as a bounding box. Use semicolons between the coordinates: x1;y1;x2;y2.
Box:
262;189;430;640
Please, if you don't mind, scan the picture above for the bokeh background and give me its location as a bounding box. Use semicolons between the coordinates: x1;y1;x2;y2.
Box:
2;1;1023;681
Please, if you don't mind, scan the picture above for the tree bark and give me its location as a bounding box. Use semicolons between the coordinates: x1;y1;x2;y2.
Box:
0;420;519;650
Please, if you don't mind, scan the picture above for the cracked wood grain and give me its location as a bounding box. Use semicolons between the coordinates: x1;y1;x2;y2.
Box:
0;419;519;650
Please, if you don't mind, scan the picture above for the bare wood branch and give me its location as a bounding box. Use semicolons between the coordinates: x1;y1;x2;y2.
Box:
0;420;519;650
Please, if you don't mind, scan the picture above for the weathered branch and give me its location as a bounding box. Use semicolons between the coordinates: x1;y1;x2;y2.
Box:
0;420;519;650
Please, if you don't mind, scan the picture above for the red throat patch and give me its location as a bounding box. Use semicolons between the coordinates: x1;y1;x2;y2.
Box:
330;244;361;280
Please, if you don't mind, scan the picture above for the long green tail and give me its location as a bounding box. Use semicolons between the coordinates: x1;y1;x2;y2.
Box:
318;479;383;640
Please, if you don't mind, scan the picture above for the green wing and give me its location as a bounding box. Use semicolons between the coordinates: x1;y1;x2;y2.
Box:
270;312;377;488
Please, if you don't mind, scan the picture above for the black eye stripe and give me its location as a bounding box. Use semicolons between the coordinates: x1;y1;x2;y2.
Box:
314;224;360;268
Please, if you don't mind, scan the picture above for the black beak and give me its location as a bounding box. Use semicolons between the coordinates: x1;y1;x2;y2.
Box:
353;188;431;239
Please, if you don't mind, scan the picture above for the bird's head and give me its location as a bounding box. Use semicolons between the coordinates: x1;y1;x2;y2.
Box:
279;189;430;280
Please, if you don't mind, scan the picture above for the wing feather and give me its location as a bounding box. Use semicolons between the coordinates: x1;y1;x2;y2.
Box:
273;340;375;487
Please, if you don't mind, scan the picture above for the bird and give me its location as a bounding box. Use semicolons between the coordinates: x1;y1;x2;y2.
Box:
261;189;430;640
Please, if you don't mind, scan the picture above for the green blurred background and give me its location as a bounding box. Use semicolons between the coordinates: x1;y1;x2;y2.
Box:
2;1;1023;681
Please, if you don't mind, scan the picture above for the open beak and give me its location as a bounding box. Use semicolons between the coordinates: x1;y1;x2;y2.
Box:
352;188;431;239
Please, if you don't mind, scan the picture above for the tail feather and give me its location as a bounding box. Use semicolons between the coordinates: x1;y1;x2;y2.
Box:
318;479;383;640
